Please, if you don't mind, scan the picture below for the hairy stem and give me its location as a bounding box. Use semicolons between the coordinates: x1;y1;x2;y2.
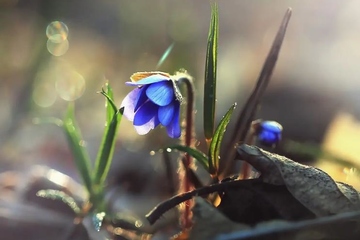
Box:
177;73;195;229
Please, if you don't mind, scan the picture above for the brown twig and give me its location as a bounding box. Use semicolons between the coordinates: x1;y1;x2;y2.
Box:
221;8;292;179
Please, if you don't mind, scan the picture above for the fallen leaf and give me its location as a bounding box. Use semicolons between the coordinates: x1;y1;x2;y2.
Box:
237;144;360;217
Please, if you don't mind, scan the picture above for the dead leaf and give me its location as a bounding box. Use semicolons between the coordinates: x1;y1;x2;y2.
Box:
237;144;360;217
217;179;315;225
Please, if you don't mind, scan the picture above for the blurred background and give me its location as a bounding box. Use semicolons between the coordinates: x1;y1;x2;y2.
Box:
1;0;360;236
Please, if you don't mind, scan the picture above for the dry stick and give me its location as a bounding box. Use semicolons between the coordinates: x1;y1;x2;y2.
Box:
221;8;292;179
215;210;360;240
146;179;260;225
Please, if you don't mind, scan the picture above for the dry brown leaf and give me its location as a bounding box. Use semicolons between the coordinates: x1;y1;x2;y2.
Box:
237;144;360;217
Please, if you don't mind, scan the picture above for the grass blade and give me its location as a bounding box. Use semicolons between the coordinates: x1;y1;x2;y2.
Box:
221;8;292;177
63;104;93;196
203;2;219;141
94;85;123;185
156;42;175;69
209;103;236;175
36;189;81;215
167;145;209;172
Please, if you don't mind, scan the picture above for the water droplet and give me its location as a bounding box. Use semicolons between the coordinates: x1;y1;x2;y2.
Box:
166;148;172;153
134;220;143;228
79;140;87;147
47;38;69;56
149;150;155;156
46;21;69;43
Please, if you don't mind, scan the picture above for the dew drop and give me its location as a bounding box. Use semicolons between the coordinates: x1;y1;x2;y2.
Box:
149;150;156;156
134;220;143;228
166;148;172;153
79;140;87;147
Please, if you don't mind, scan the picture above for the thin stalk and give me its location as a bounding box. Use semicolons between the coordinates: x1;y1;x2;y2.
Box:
240;122;257;179
177;74;195;229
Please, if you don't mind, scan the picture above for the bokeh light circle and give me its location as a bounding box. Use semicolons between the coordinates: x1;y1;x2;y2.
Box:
47;39;69;56
55;70;86;101
33;83;57;108
46;21;69;43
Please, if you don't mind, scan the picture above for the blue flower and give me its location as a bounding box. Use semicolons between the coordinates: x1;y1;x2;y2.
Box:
120;72;182;138
257;120;283;146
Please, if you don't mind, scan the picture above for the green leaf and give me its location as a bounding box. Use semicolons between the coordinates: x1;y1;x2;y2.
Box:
99;84;118;123
167;145;209;172
92;211;106;231
94;85;123;185
36;189;81;214
63;104;93;196
203;2;219;140
209;103;236;175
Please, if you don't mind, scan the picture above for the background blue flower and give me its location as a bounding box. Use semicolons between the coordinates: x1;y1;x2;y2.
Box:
257;120;283;146
121;73;181;138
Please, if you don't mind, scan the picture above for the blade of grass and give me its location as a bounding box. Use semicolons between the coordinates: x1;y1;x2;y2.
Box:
156;42;175;69
221;8;292;178
203;2;219;141
93;86;123;185
167;145;209;173
103;83;116;124
63;104;93;196
36;189;81;215
209;103;236;176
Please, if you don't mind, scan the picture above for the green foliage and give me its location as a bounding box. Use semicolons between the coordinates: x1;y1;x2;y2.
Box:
209;103;236;175
59;83;122;226
63;104;93;196
94;85;123;185
167;145;209;172
203;2;219;140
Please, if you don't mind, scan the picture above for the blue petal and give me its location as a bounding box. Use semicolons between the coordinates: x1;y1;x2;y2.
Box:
166;102;181;138
146;81;174;106
120;88;142;121
126;74;170;86
134;115;160;135
134;101;158;126
259;131;277;142
134;86;149;111
158;102;175;126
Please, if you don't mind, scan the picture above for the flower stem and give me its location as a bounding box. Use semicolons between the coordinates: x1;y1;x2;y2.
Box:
176;73;195;229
